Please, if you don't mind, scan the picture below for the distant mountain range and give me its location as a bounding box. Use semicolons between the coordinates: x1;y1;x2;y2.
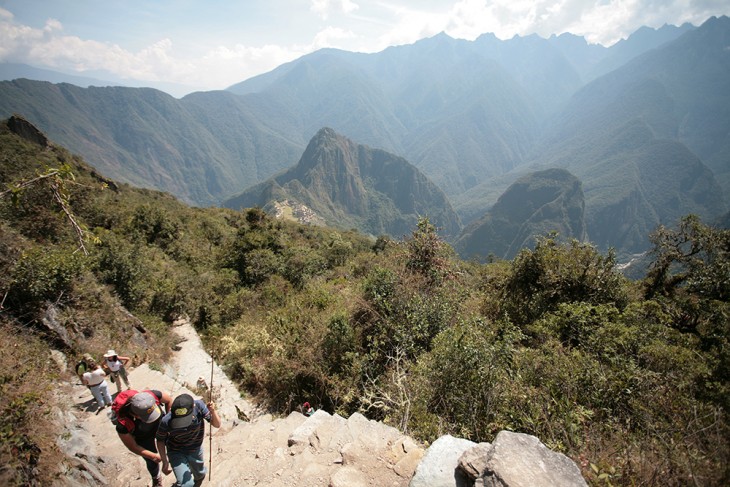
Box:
0;62;203;98
0;17;727;260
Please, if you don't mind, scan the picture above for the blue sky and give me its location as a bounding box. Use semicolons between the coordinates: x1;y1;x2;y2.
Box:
1;0;728;95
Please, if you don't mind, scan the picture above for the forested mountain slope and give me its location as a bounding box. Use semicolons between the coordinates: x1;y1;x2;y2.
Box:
455;168;586;260
0;19;727;261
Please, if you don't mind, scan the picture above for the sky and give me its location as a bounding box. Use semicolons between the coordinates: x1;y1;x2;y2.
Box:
0;0;728;96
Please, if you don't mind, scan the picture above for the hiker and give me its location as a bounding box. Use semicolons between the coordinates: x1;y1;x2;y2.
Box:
156;393;221;487
75;353;94;381
81;358;112;410
303;401;314;417
102;349;131;393
113;389;173;487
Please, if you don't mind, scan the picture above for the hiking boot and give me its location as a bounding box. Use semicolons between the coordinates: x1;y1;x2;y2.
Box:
193;476;205;487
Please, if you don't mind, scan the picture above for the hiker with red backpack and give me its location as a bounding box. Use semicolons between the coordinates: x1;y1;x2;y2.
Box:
155;393;221;487
111;389;173;487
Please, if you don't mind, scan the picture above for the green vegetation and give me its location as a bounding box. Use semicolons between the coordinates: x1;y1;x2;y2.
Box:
0;120;728;486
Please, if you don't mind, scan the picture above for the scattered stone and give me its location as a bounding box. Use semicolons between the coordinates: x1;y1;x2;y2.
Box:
330;466;367;487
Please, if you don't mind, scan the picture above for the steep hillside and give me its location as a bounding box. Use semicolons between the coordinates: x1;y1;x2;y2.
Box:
455;168;586;261
223;127;462;238
0;80;301;206
586;23;696;80
2;118;727;486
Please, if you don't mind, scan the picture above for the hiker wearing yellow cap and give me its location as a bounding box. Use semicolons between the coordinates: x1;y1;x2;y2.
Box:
156;393;221;487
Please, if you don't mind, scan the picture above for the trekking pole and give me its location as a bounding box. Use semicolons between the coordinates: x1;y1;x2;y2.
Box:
209;351;214;483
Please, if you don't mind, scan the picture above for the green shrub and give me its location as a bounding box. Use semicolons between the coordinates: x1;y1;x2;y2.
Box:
504;237;629;325
8;246;84;311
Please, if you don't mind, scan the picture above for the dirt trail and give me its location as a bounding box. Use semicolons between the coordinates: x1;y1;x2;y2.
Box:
57;320;423;486
59;319;256;486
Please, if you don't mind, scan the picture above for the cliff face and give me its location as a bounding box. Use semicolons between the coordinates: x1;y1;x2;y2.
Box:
224;127;462;238
455;168;586;261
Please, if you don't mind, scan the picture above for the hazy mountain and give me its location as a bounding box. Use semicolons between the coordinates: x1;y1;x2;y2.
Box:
0;63;115;89
229;34;546;197
531;17;730;253
587;23;696;80
0;62;202;98
456;17;728;256
0;79;302;206
454;168;586;261
223;127;461;238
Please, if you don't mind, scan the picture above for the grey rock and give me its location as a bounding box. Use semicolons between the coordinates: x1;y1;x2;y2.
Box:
410;434;476;487
8;114;50;147
482;431;587;487
458;442;492;480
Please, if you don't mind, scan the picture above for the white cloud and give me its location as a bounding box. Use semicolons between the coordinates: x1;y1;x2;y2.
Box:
369;0;726;48
0;7;13;21
311;0;360;20
312;26;357;49
0;12;307;90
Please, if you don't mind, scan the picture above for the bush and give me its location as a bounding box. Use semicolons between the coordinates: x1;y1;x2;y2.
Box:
504;237;629;326
7;246;84;311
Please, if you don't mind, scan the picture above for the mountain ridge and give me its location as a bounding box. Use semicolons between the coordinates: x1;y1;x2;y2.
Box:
0;18;727;260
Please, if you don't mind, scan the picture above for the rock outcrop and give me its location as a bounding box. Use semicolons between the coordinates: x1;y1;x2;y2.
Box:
455;168;586;261
8;114;50;147
409;431;588;487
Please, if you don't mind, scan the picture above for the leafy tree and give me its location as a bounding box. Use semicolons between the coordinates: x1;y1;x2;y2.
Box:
644;214;729;301
643;215;730;409
405;217;453;286
414;318;522;441
503;236;629;326
92;232;144;308
130;204;180;250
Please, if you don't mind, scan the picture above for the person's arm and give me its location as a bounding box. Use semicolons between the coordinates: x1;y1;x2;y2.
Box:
159;391;173;414
155;438;172;475
118;432;161;463
118;355;131;366
207;401;221;428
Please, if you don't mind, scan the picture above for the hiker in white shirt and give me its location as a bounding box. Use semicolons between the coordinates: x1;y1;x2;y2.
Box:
81;359;112;410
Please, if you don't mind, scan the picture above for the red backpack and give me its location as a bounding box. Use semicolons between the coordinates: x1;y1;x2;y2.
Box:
110;389;160;433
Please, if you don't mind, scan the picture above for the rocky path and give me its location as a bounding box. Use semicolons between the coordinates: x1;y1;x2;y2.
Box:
55;320;424;486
